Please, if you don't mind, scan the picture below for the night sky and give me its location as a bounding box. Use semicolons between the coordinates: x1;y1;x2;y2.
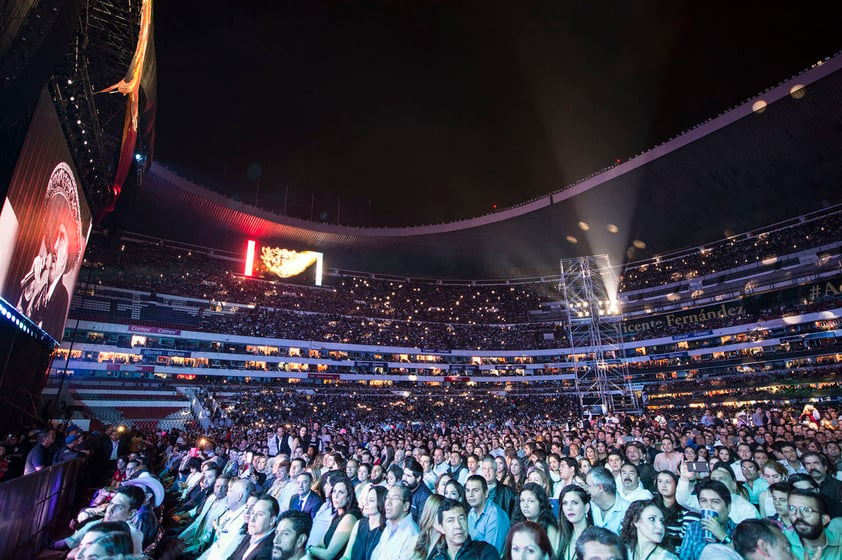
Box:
151;1;841;227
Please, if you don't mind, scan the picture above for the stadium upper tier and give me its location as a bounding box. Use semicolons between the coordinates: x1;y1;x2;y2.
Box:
58;226;842;396
66;219;842;361
106;53;842;278
617;205;842;295
79;202;842;337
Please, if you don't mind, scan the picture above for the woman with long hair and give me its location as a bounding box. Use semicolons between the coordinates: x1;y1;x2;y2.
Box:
393;447;406;468
547;454;562;486
578;458;592;477
385;465;403;488
503;521;554;560
583;446;599;467
442;479;469;512
381;444;395;469
509;458;526;492
496;456;512;487
715;446;733;466
556;485;592;560
512;482;560;555
308;464;324;495
309;477;362;560
531;460;553;489
526;467;553;498
341;485;386;560
619;499;677;560
410;493;443;560
434;473;453;497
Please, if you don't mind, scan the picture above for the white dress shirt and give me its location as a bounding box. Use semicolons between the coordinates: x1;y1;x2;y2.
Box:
370;514;419;560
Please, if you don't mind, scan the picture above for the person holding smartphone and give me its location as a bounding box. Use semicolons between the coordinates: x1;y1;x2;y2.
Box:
677;464;760;524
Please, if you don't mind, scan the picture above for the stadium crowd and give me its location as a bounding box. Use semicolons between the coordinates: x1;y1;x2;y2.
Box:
194;296;841;351
618;208;842;292
78;208;842;347
20;382;842;560
19;202;842;560
80;205;842;312
68;226;842;353
83;237;556;326
71;265;842;352
193;307;565;352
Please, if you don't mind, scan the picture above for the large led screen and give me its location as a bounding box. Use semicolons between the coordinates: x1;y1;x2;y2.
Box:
244;240;323;286
0;88;92;341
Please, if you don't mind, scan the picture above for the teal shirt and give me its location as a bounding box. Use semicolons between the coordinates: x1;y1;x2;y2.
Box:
784;523;842;560
743;478;768;505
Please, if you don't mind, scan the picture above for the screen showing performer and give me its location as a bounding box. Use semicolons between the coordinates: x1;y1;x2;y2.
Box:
0;88;92;341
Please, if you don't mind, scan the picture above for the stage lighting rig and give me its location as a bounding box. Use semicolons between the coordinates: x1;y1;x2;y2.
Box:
49;0;155;220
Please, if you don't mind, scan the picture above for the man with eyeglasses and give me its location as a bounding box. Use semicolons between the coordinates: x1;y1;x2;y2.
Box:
740;459;768;506
784;489;842;560
371;483;419;560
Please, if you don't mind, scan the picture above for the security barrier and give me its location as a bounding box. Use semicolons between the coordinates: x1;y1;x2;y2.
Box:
0;457;88;560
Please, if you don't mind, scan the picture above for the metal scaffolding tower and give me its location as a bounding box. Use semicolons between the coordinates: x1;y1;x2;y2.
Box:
560;255;638;414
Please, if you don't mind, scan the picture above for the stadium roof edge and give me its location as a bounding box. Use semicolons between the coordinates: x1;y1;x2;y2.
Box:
548;53;842;206
117;51;842;278
151;51;842;237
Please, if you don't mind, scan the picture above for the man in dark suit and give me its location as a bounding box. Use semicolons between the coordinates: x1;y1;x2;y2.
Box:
231;495;278;560
288;472;322;520
435;421;450;437
95;426;130;482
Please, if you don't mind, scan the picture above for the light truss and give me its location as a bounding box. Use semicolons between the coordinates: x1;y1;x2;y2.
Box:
50;0;149;217
560;255;637;414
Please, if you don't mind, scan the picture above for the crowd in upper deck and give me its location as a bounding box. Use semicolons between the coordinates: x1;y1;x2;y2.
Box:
70;230;842;353
618;209;842;292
